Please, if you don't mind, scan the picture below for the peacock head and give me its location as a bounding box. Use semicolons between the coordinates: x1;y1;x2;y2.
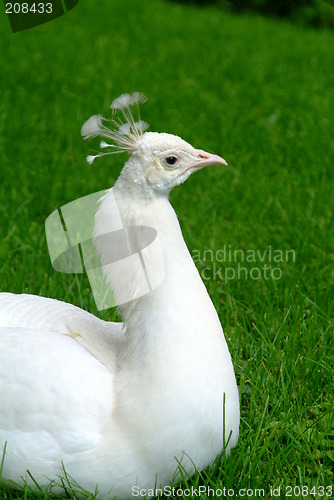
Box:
81;92;227;195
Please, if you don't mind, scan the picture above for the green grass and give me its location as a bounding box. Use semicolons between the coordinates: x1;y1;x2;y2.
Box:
0;0;333;498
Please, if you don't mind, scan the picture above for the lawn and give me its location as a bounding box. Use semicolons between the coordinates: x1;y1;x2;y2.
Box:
0;0;333;498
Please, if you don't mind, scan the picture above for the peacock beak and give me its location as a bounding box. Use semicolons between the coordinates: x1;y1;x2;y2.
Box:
193;149;227;169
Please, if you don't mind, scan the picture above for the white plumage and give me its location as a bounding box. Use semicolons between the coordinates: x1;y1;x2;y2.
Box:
0;93;239;498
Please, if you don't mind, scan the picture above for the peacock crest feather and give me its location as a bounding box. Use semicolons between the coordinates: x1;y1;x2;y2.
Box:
81;92;149;164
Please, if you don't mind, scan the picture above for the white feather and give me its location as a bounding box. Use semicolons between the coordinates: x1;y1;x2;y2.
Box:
110;92;134;110
134;119;149;135
81;114;103;140
110;91;147;110
117;122;131;136
100;140;112;149
87;154;97;164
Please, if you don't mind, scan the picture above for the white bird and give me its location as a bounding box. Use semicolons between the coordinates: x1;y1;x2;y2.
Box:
0;93;239;499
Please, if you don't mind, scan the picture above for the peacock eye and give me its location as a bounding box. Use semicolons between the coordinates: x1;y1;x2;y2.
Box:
165;155;178;167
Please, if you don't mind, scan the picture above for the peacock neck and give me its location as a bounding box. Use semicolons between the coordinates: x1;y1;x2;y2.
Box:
102;186;224;360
